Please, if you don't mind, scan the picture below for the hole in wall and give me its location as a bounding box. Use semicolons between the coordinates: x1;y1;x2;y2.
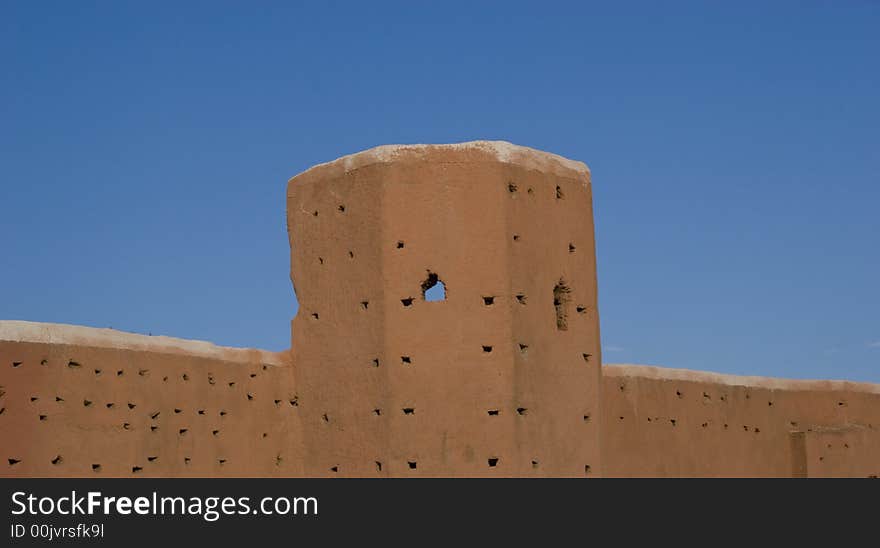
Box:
670;419;677;427
39;415;46;421
373;409;381;416
198;409;205;415
396;241;405;249
92;464;101;472
219;410;227;417
128;403;136;409
375;461;382;472
8;459;21;466
247;394;254;401
311;313;319;320
212;430;220;436
147;456;158;462
487;410;499;416
289;397;298;407
337;204;345;213
372;358;380;368
513;234;520;241
150;411;160;420
482;345;493;353
276;455;283;466
508;182;517;193
41;359;47;366
322;413;329;422
83;399;93;407
274;399;282;406
117;370;123;376
584;465;592;475
11;361;22;368
402;408;414;415
94;369;102;376
531;460;539;469
483;296;495;305
30;396;38;402
576;306;587;314
488;458;499;467
132;466;142;473
228;382;235;387
138;369;149;377
123;423;131;430
218;459;226;466
408;461;417;470
527;187;534;195
556;185;564;199
361;301;369;310
179;428;188;436
422;272;446;302
517;407;528;415
182;373;189;381
318;257;324;265
68;361;80;369
174;408;181;414
401;356;411;365
401;298;414;307
553;279;571;330
582;353;592;363
184;457;191;465
583;414;591;423
568;243;576;253
516;294;527;305
348;250;354;259
330;466;338;473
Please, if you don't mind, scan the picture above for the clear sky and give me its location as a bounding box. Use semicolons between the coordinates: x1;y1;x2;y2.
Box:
1;2;878;382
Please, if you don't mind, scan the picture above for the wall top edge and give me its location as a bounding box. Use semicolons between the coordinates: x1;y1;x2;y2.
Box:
287;140;591;186
0;320;287;366
604;363;880;394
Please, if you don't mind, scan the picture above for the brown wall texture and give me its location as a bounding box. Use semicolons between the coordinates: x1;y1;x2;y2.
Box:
601;365;879;477
1;141;877;477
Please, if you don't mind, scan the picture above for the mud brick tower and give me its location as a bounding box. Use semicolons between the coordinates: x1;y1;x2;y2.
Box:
287;141;602;477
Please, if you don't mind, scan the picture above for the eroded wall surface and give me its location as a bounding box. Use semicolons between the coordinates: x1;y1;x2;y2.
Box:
0;323;298;477
287;142;602;477
601;365;880;477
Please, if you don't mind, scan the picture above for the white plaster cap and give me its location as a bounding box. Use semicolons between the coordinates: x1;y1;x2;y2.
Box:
0;320;286;366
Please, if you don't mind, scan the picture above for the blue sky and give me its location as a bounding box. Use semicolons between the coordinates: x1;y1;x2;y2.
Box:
1;2;877;382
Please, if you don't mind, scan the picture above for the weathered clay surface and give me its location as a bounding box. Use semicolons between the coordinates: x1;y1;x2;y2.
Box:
601;365;879;477
0;141;877;477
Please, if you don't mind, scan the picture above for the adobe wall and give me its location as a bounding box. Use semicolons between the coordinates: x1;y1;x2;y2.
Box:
601;365;880;477
1;141;877;478
0;322;298;477
287;142;602;477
